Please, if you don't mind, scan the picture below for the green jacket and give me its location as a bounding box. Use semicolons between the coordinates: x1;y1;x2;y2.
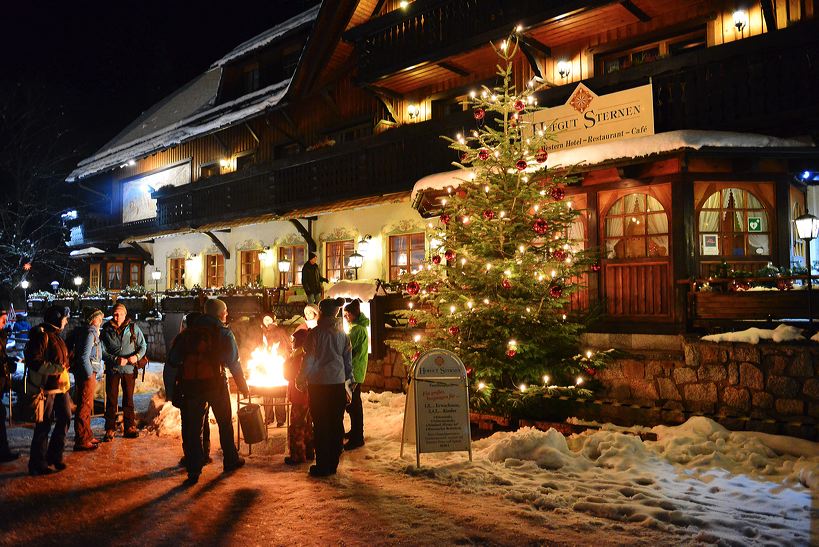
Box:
349;313;369;383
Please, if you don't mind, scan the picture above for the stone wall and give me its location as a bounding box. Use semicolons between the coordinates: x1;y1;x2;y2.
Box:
593;338;819;440
27;316;167;361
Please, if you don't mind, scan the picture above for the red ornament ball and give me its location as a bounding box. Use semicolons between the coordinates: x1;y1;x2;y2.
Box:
515;158;527;171
552;249;567;261
406;281;421;296
535;149;548;163
550;187;565;201
431;255;442;265
440;213;451;225
408;316;417;327
482;209;495;220
444;249;456;262
501;278;512;289
478;148;490;161
532;218;549;235
590;262;601;273
506;348;517;358
474;108;485;120
549;285;563;298
514;99;525;112
448;325;460;336
456;189;467;199
585;367;597;377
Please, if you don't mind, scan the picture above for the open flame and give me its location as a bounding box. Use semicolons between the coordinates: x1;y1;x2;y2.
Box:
246;342;288;388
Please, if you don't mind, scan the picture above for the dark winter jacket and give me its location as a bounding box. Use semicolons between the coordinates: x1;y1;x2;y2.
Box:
349;313;369;384
24;323;71;394
301;261;327;295
0;330;10;390
72;324;102;381
297;316;352;385
100;318;147;375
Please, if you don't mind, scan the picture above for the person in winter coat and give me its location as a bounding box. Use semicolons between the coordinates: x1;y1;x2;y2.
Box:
282;304;318;465
296;297;352;477
167;298;249;485
301;252;328;304
0;310;19;463
25;305;72;475
71;308;104;451
100;303;147;441
343;299;369;450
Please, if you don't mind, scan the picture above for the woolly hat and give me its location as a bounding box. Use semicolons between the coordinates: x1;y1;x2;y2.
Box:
308;251;317;261
303;304;319;321
318;297;345;317
344;299;360;317
43;305;70;328
83;307;104;324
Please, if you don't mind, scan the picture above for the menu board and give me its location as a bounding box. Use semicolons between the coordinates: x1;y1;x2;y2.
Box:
401;349;472;466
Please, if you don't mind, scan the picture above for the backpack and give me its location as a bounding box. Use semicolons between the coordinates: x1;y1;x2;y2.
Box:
177;324;223;381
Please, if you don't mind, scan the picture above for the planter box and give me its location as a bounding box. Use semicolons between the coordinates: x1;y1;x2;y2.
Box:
161;296;201;313
115;297;149;315
27;299;49;314
692;289;819;321
219;295;264;315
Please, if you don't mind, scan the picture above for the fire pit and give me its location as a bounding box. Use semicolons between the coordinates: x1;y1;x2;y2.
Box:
236;343;291;453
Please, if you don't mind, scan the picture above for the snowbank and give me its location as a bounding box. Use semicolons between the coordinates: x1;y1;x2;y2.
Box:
701;323;804;344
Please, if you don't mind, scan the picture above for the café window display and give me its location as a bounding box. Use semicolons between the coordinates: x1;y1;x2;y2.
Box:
697;187;770;258
604;193;669;259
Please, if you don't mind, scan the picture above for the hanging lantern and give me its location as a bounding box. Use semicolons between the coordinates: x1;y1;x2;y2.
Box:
515;158;527;171
448;325;460;336
478;148;490;161
406;281;421;295
474;108;485;120
444;249;456;262
536;149;548;163
431;255;442;265
482;209;495;220
550;187;565;201
532;218;548;235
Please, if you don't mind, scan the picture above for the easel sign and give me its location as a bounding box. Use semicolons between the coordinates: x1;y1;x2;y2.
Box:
400;349;472;467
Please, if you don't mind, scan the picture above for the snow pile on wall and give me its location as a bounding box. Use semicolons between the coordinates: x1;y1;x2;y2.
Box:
358;391;816;544
701;324;805;344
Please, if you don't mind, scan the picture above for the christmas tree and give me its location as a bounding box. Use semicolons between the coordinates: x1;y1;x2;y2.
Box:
389;32;609;409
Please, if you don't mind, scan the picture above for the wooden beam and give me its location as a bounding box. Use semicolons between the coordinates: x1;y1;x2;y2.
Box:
127;242;153;266
271;112;306;148
520;35;551;58
320;88;342;117
204;231;230;260
760;0;777;31
365;86;401;124
244;122;260;144
619;0;651;22
519;42;544;79
437;61;470;77
369;0;386;18
290;219;317;252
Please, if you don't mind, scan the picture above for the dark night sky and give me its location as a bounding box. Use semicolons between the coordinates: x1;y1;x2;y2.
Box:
2;0;319;162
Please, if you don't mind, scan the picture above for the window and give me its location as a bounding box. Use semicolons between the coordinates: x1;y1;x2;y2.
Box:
200;163;220;179
792;202;805;262
698;187;770;257
107;263;124;290
325;240;354;281
604;193;669;259
168;258;185;288
236;152;256;171
129;263;141;287
279;245;306;286
598;30;705;75
239;250;261;286
205;254;225;288
243;63;260;93
389;233;425;281
89;264;101;290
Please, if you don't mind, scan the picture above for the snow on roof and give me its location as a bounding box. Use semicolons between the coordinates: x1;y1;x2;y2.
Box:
210;4;320;68
69;246;105;257
411;130;813;203
67;79;290;182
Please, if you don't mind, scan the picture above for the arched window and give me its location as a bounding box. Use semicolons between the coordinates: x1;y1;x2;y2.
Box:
698;187;769;257
604;193;669;259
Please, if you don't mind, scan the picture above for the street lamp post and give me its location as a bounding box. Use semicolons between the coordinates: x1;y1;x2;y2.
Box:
20;280;29;303
73;276;83;315
795;210;819;327
148;269;163;319
151;269;161;294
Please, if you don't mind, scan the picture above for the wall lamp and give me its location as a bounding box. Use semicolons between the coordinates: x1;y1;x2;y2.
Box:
407;104;419;120
733;9;748;33
557;60;571;79
358;234;372;254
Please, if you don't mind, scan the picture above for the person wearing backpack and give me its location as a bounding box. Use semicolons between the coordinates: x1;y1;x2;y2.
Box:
71;308;104;451
168;298;249;485
100;302;147;441
25;305;72;475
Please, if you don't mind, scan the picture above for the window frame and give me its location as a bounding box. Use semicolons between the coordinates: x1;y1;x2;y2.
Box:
89;263;101;290
388;232;426;281
602;192;670;260
205;253;225;288
238;249;262;286
278;245;306;287
168;257;186;289
325;240;354;282
696;186;772;259
106;262;124;290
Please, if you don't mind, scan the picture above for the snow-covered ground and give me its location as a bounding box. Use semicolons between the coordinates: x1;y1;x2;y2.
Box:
1;376;817;546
